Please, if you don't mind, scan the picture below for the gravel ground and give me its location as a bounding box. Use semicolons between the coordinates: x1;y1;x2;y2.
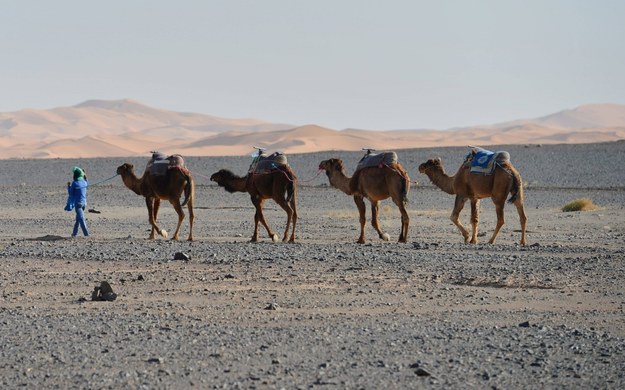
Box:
1;142;624;389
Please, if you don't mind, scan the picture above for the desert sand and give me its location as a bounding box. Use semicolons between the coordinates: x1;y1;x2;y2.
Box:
1;100;625;159
1;142;624;388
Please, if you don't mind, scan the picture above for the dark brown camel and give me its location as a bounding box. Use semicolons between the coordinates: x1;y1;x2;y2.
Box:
318;158;410;244
210;166;297;242
418;156;527;245
116;163;195;241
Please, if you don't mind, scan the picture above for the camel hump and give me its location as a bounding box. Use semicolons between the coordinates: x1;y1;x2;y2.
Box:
147;152;187;176
356;151;398;171
466;147;511;175
249;151;288;174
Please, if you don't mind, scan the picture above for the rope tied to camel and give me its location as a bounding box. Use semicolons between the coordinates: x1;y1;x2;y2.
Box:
88;173;120;187
382;163;418;185
252;163;325;183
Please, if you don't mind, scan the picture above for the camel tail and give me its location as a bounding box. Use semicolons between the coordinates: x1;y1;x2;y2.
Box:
401;177;409;204
182;171;194;207
394;163;410;204
506;164;523;204
283;166;297;203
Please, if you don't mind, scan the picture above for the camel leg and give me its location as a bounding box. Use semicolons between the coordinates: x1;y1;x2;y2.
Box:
153;198;167;238
186;199;194;241
273;196;295;243
469;199;480;244
488;199;506;244
370;200;390;241
288;197;297;243
170;200;185;241
146;197;167;239
251;197;278;242
146;197;157;239
451;196;470;243
353;196;367;244
393;197;410;243
514;199;527;246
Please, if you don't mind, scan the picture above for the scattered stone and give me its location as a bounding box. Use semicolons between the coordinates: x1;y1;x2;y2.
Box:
174;252;190;261
88;208;101;214
137;274;145;281
530;242;541;248
92;281;117;302
224;273;236;279
265;302;279;310
415;368;431;377
519;321;530;328
147;357;164;364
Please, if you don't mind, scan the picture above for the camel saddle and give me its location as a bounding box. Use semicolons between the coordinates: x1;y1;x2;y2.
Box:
465;147;510;175
146;152;187;176
249;151;288;174
356;151;398;171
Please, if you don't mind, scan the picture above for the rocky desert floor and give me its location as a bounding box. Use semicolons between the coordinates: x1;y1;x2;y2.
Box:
1;142;624;389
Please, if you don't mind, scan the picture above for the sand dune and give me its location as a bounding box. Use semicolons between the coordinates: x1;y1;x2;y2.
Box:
1;100;624;159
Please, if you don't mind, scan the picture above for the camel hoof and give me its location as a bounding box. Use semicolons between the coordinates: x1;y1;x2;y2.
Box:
271;234;279;242
160;229;168;238
381;233;390;241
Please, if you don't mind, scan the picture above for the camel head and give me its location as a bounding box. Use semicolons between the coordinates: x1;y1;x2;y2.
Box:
116;163;135;177
318;158;345;176
418;158;444;175
210;169;242;193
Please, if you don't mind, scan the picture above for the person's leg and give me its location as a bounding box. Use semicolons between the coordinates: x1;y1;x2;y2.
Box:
73;207;80;237
77;205;89;236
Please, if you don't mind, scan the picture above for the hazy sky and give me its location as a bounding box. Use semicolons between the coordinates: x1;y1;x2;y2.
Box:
2;0;624;130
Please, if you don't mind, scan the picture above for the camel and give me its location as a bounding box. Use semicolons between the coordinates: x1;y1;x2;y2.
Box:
210;166;297;242
418;156;527;245
116;163;195;241
318;158;410;244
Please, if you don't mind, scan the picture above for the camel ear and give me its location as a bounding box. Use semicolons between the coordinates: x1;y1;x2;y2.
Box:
435;158;442;164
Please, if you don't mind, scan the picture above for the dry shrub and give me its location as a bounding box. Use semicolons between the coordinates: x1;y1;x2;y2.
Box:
562;198;598;212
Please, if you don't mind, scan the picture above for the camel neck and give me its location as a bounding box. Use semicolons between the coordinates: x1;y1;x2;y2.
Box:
121;172;143;195
226;175;248;193
426;168;456;195
328;170;352;195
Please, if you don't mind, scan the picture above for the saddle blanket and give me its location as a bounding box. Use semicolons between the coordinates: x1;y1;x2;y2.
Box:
468;147;510;175
249;152;288;174
356;151;398;171
146;152;186;176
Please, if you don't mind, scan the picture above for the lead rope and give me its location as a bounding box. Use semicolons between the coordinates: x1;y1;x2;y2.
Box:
88;173;119;187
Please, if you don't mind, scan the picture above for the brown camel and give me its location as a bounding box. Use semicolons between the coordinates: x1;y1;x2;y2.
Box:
210;166;297;242
418;156;527;245
116;163;195;241
318;158;410;244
